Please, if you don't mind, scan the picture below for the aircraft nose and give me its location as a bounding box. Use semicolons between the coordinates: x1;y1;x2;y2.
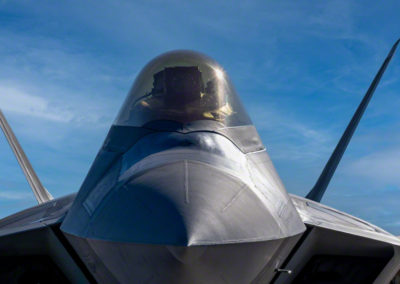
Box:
82;159;284;246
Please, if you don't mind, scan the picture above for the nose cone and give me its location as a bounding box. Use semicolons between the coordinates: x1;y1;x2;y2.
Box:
60;50;306;283
82;159;286;246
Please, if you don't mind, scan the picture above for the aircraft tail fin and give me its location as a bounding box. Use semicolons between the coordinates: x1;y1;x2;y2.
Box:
306;39;400;202
0;109;53;204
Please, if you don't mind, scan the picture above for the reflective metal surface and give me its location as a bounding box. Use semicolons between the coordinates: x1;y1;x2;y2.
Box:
77;132;304;245
60;50;305;283
0;194;75;236
65;233;300;284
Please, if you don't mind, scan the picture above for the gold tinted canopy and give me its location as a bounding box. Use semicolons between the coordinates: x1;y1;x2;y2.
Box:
115;50;252;128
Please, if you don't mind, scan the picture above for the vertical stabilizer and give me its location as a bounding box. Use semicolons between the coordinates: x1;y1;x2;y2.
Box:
306;39;400;202
0;109;53;204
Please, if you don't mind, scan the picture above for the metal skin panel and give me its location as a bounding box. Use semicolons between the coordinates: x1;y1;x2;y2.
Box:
60;130;305;282
273;226;398;284
0;195;90;283
269;195;400;284
0;227;88;283
68;133;302;245
0;194;75;237
291;194;400;246
62;130;305;244
60;50;306;282
65;232;301;284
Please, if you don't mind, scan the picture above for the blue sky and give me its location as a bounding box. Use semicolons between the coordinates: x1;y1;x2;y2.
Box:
1;1;400;233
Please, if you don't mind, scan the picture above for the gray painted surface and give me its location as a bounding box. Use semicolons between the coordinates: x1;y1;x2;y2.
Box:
59;50;306;282
66;233;301;284
64;131;304;245
291;194;400;246
0;194;75;237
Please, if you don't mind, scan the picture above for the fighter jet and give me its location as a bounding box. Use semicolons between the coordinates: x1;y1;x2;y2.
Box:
0;39;399;284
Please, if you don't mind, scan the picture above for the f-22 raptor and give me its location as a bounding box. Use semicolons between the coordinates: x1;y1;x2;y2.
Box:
0;39;399;284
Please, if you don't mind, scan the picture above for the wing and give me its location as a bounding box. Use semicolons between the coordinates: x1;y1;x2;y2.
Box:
0;110;93;282
269;195;400;284
268;39;400;284
0;194;94;283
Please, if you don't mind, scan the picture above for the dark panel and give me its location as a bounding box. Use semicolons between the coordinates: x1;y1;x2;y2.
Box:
0;255;69;284
294;255;388;284
51;226;97;284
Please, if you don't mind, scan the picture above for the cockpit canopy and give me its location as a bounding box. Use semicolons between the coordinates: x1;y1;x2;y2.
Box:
115;50;252;128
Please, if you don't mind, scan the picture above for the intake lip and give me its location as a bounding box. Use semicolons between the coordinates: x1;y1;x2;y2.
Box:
61;131;305;244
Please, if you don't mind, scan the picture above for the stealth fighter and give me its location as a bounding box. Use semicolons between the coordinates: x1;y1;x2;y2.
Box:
0;40;399;283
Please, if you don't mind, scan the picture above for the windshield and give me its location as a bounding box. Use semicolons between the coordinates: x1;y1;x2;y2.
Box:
115;50;252;128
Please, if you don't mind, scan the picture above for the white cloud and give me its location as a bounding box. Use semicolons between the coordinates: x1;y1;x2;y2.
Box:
0;190;33;200
346;147;400;186
249;103;332;161
0;86;75;122
0;83;117;129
